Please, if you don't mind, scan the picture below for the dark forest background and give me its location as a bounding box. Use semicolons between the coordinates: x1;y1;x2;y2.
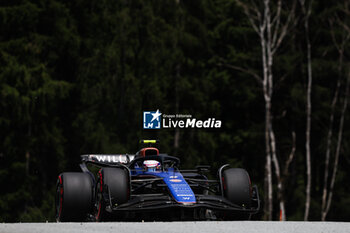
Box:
0;0;350;222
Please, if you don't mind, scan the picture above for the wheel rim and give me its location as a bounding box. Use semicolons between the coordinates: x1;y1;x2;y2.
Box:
95;182;103;221
55;176;63;221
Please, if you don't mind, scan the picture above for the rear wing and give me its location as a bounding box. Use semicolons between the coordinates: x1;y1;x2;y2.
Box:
80;154;136;182
81;154;136;165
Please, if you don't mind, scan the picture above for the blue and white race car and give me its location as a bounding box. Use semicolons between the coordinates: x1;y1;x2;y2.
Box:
55;140;260;221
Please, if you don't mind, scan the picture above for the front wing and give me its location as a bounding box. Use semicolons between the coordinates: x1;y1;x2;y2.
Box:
107;185;260;214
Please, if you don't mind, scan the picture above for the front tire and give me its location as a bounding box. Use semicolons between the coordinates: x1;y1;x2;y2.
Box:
56;172;93;222
95;168;130;221
222;168;252;220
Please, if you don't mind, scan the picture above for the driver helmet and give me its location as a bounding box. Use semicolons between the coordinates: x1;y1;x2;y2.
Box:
143;160;161;172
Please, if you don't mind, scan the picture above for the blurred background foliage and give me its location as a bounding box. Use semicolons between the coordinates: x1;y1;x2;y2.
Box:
0;0;349;222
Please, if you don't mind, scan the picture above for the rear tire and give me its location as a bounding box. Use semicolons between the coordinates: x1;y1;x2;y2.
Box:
95;168;130;221
56;172;93;222
222;168;252;220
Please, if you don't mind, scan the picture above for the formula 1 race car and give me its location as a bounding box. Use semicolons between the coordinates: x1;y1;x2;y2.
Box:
55;140;260;221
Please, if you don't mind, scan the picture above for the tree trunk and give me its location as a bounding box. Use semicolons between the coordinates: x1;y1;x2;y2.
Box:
322;72;350;220
304;76;312;221
236;0;296;220
321;13;350;219
300;0;313;221
264;98;273;221
260;7;273;218
321;55;342;221
265;0;286;220
174;64;180;152
269;128;286;220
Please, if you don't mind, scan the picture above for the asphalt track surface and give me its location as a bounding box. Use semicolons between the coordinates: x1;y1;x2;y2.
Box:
1;221;349;233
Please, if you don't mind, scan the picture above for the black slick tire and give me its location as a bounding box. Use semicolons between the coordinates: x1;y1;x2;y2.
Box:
95;168;129;221
56;172;93;222
222;168;252;220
